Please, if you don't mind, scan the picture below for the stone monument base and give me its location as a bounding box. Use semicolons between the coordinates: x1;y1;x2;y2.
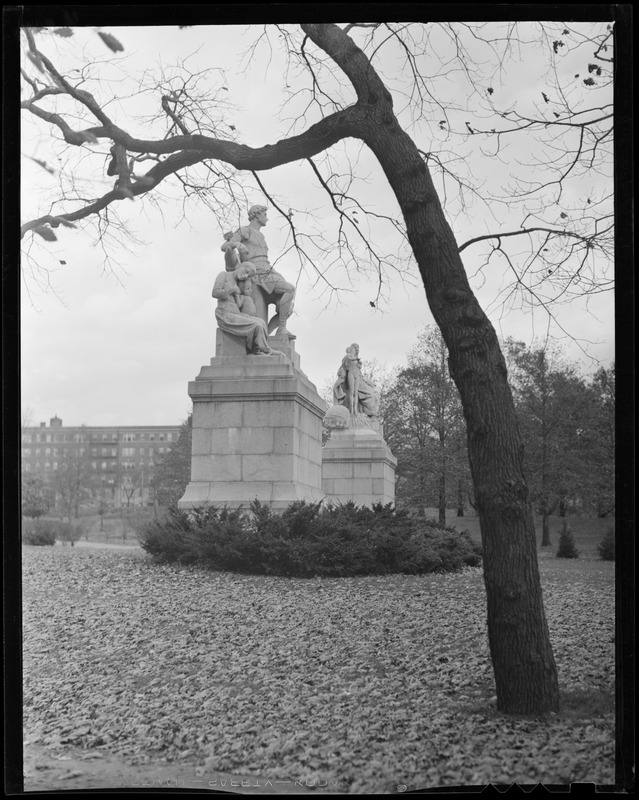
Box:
179;343;326;510
321;426;397;507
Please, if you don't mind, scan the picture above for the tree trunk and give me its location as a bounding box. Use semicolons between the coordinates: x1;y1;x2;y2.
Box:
438;473;446;527
316;27;561;712
457;480;464;517
541;510;552;547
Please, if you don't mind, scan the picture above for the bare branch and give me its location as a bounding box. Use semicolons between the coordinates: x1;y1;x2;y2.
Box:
458;226;595;253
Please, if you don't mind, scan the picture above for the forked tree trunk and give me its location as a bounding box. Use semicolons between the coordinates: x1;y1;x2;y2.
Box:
302;24;560;714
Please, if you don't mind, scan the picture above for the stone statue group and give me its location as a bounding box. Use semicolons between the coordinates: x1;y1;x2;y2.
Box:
213;202;380;423
213;204;295;356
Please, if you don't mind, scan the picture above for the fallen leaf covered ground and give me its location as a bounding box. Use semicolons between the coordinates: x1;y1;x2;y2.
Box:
22;546;615;792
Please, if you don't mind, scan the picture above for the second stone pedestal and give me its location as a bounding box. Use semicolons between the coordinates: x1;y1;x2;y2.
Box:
179;345;327;510
321;427;397;507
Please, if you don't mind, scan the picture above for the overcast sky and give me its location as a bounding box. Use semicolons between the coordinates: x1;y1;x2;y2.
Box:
20;22;615;428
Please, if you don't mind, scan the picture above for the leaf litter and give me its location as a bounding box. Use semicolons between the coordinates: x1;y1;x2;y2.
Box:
22;547;615;792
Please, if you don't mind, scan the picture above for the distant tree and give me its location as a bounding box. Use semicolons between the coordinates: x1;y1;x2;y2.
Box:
52;450;92;522
507;341;600;545
21;472;52;524
151;415;192;508
95;490;112;532
583;365;615;517
119;467;143;509
384;327;470;524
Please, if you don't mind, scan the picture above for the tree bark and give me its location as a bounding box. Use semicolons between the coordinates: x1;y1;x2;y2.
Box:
301;23;560;714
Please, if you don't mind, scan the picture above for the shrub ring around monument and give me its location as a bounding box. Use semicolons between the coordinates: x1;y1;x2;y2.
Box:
139;500;482;578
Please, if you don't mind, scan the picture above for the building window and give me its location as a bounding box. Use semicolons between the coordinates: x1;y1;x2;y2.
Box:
101;462;107;470
123;433;136;442
45;448;51;456
123;447;135;457
45;462;50;470
167;433;173;441
92;462;97;470
53;462;58;470
111;448;117;457
102;434;108;441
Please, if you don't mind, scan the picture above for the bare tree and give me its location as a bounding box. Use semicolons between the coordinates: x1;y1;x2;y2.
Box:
18;18;622;714
51;449;92;523
119;467;143;510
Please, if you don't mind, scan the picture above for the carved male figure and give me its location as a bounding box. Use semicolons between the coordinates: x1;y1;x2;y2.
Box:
221;205;296;339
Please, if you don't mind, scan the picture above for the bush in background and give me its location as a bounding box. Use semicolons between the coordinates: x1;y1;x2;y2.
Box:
22;518;88;547
139;501;482;578
57;522;85;547
22;522;57;547
556;521;579;559
597;528;615;561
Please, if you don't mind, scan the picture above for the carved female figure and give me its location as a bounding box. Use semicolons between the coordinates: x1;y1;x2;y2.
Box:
211;262;275;355
333;343;380;417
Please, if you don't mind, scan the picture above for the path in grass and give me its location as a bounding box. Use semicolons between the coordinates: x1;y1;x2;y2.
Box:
22;547;615;793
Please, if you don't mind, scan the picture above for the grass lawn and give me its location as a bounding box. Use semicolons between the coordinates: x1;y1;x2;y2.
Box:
22;538;616;793
427;510;614;560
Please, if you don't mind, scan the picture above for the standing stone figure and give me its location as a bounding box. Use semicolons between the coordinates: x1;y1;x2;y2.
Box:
329;343;381;427
211;262;278;355
221;204;296;339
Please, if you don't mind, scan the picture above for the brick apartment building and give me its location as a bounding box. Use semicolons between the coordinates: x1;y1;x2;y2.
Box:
21;416;182;508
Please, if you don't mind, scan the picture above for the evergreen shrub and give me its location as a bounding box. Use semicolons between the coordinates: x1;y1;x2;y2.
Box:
139;500;482;577
597;528;615;561
556;521;579;559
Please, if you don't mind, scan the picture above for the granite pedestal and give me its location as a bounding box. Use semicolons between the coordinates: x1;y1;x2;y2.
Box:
179;332;327;510
322;426;397;507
